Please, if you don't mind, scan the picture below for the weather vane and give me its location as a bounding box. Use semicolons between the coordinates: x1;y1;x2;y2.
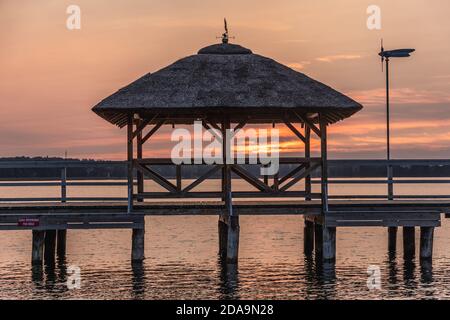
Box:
218;18;235;44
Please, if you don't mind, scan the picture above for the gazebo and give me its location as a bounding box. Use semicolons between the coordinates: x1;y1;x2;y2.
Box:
92;41;362;263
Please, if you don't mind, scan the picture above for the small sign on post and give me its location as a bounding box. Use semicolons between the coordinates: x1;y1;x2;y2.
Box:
18;218;40;227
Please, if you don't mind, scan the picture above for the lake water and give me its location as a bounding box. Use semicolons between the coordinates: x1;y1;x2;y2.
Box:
1;181;450;300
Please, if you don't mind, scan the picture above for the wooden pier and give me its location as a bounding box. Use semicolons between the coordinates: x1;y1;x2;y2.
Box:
2;41;450;268
0;198;449;265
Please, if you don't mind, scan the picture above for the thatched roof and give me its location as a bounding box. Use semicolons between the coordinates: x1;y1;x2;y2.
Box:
92;43;362;127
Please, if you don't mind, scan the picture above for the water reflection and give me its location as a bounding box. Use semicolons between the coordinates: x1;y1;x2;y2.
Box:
131;262;146;299
217;256;239;300
420;260;433;284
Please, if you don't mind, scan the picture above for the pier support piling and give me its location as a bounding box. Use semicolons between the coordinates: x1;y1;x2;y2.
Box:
57;230;67;257
314;223;323;257
32;230;45;264
226;216;240;264
304;219;314;255
388;227;398;253
313;222;336;262
44;230;57;263
131;227;145;262
403;227;416;259
420;227;434;261
322;227;336;262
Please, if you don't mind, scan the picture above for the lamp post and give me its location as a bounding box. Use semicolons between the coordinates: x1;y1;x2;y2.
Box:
378;41;415;199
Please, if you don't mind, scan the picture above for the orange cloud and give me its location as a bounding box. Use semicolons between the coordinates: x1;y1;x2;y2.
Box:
348;88;450;105
316;54;362;63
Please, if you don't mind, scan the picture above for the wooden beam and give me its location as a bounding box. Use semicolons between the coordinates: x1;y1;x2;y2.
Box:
182;165;222;194
127;115;134;213
134;163;177;193
137;121;144;202
320;116;329;213
294;111;321;138
305;126;312;201
277;163;307;186
231;165;272;192
279;163;320;192
284;119;307;143
141;120;165;144
202;120;223;143
132;114;157;140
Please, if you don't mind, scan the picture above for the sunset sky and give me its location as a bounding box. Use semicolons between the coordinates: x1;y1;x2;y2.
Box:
1;0;450;160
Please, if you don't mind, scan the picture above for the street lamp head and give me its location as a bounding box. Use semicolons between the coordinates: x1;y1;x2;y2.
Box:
379;48;416;58
379;39;415;72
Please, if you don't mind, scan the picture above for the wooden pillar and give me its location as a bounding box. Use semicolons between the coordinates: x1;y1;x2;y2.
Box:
127;115;134;213
403;227;415;259
387;165;394;200
137;120;144;202
61;167;67;203
305;125;312;201
56;229;67;257
132;219;145;262
420;227;434;261
304;219;314;255
319;116;329;213
314;223;323;257
32;230;45;264
44;230;57;263
218;215;228;258
323;227;336;262
388;227;398;253
218;117;239;264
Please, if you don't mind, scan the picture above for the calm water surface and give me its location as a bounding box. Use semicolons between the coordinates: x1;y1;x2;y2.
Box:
0;182;450;300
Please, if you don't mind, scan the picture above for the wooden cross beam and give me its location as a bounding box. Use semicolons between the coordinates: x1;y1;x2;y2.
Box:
231;164;272;192
141;120;165;144
182;165;223;194
279;162;321;192
284;119;307;143
294;111;321;138
134;162;177;193
132;114;158;140
202;120;223;143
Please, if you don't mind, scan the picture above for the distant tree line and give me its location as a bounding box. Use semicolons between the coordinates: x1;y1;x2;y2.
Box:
1;157;450;179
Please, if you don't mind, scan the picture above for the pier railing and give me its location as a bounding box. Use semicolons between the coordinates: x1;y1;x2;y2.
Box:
0;159;449;202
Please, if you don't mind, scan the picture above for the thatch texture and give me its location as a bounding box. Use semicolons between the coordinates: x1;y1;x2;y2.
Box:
93;43;362;127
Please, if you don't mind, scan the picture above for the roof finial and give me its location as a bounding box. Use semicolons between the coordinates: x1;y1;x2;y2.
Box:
219;18;234;44
222;18;229;44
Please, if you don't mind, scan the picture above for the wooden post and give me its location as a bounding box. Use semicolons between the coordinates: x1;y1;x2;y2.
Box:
420;227;434;261
61;167;67;203
322;227;336;262
132;218;145;261
305;125;312;201
132;229;145;261
319;116;329;213
57;230;67;257
218;215;228;258
388;226;398;253
137;120;144;202
387;164;394;200
403;227;415;259
304;219;314;255
218;117;239;264
32;230;45;264
176;165;182;192
127;115;134;213
314;223;323;257
44;230;57;263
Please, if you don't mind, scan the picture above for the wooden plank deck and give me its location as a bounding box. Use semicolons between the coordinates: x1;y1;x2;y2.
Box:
0;200;450;213
0;200;448;230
